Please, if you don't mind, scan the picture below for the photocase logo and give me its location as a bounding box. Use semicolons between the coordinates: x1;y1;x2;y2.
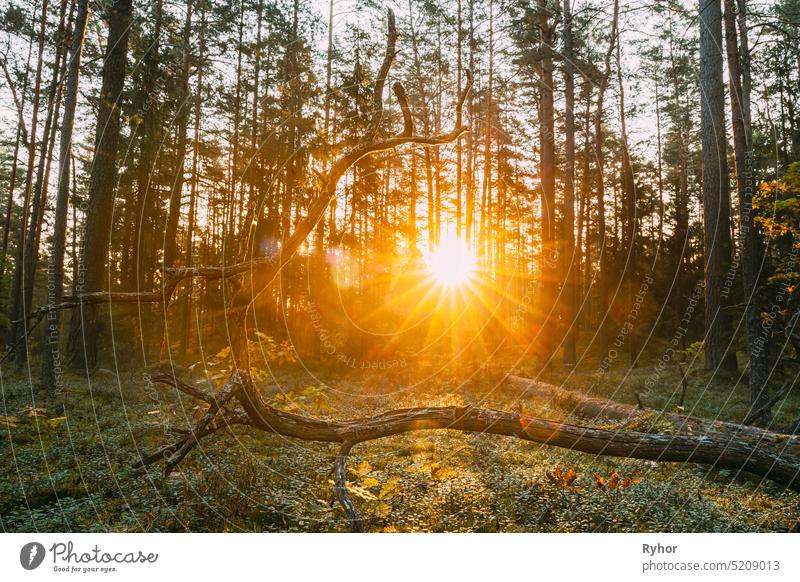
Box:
20;542;46;570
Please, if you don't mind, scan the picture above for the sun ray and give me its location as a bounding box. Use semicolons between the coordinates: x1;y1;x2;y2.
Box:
424;235;477;290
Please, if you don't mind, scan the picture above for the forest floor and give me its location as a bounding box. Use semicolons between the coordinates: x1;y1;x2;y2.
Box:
2;349;800;532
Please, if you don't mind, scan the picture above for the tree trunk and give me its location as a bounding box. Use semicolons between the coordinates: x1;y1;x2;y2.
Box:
130;0;163;295
20;0;70;362
537;0;556;363
10;0;50;367
180;4;206;358
40;0;89;387
561;0;577;366
700;0;737;372
594;0;619;368
724;0;769;418
163;0;193;270
64;0;133;373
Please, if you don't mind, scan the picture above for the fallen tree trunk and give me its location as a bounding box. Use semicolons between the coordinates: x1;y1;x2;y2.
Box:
141;370;800;532
506;374;783;439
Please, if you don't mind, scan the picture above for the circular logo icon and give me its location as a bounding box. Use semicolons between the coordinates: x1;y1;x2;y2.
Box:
20;542;46;570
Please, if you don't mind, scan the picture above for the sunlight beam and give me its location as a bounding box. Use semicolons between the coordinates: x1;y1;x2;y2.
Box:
424;235;477;290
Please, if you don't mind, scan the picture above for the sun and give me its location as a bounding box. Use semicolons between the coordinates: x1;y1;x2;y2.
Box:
424;234;477;289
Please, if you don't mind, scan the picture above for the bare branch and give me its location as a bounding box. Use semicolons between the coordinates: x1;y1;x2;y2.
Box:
132;409;252;471
393;82;413;137
150;372;214;404
743;381;790;426
334;442;364;532
363;8;399;142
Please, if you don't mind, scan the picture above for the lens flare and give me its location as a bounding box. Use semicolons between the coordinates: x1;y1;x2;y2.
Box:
424;235;477;289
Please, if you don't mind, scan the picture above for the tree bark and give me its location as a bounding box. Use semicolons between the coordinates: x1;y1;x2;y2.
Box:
20;0;70;363
725;0;769;419
163;0;193;270
10;0;50;367
594;0;619;368
537;0;557;363
561;0;577;366
616;30;639;366
700;0;737;372
63;0;133;373
40;0;89;387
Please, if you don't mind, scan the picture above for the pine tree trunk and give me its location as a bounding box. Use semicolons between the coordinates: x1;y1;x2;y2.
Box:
561;0;577;366
616;31;639;366
594;0;619;368
724;0;768;417
537;0;556;363
10;0;50;367
20;0;70;362
64;0;132;373
40;0;89;386
700;0;737;372
163;0;193;270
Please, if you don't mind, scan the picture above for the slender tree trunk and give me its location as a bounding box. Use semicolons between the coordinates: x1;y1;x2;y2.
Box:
181;4;206;358
163;0;193;270
11;0;50;366
654;76;665;253
579;85;592;333
0;27;33;346
131;0;163;293
725;0;768;417
455;0;463;238
41;0;89;386
228;0;245;262
465;0;475;244
595;0;619;368
700;0;737;372
616;31;638;366
561;0;577;366
481;0;494;268
537;0;556;363
20;0;70;363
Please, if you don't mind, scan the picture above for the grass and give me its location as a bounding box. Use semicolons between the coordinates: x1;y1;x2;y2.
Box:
1;349;799;533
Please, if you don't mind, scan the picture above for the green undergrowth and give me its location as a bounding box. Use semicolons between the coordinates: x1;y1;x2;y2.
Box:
1;355;799;532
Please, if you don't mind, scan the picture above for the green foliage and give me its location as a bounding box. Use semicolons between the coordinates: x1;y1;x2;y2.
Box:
2;362;799;533
199;332;296;386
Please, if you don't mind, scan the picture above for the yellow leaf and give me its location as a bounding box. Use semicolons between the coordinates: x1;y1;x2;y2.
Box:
47;416;67;429
346;483;377;501
23;407;47;418
421;461;439;474
355;460;372;476
431;465;457;480
379;477;402;500
361;477;380;489
374;501;390;519
0;415;20;427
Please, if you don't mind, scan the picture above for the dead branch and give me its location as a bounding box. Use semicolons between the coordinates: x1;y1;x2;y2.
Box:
363;8;399;142
506;374;784;439
150;372;214;404
743;381;790;426
334;442;364;532
174;371;800;483
133;409;252;471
